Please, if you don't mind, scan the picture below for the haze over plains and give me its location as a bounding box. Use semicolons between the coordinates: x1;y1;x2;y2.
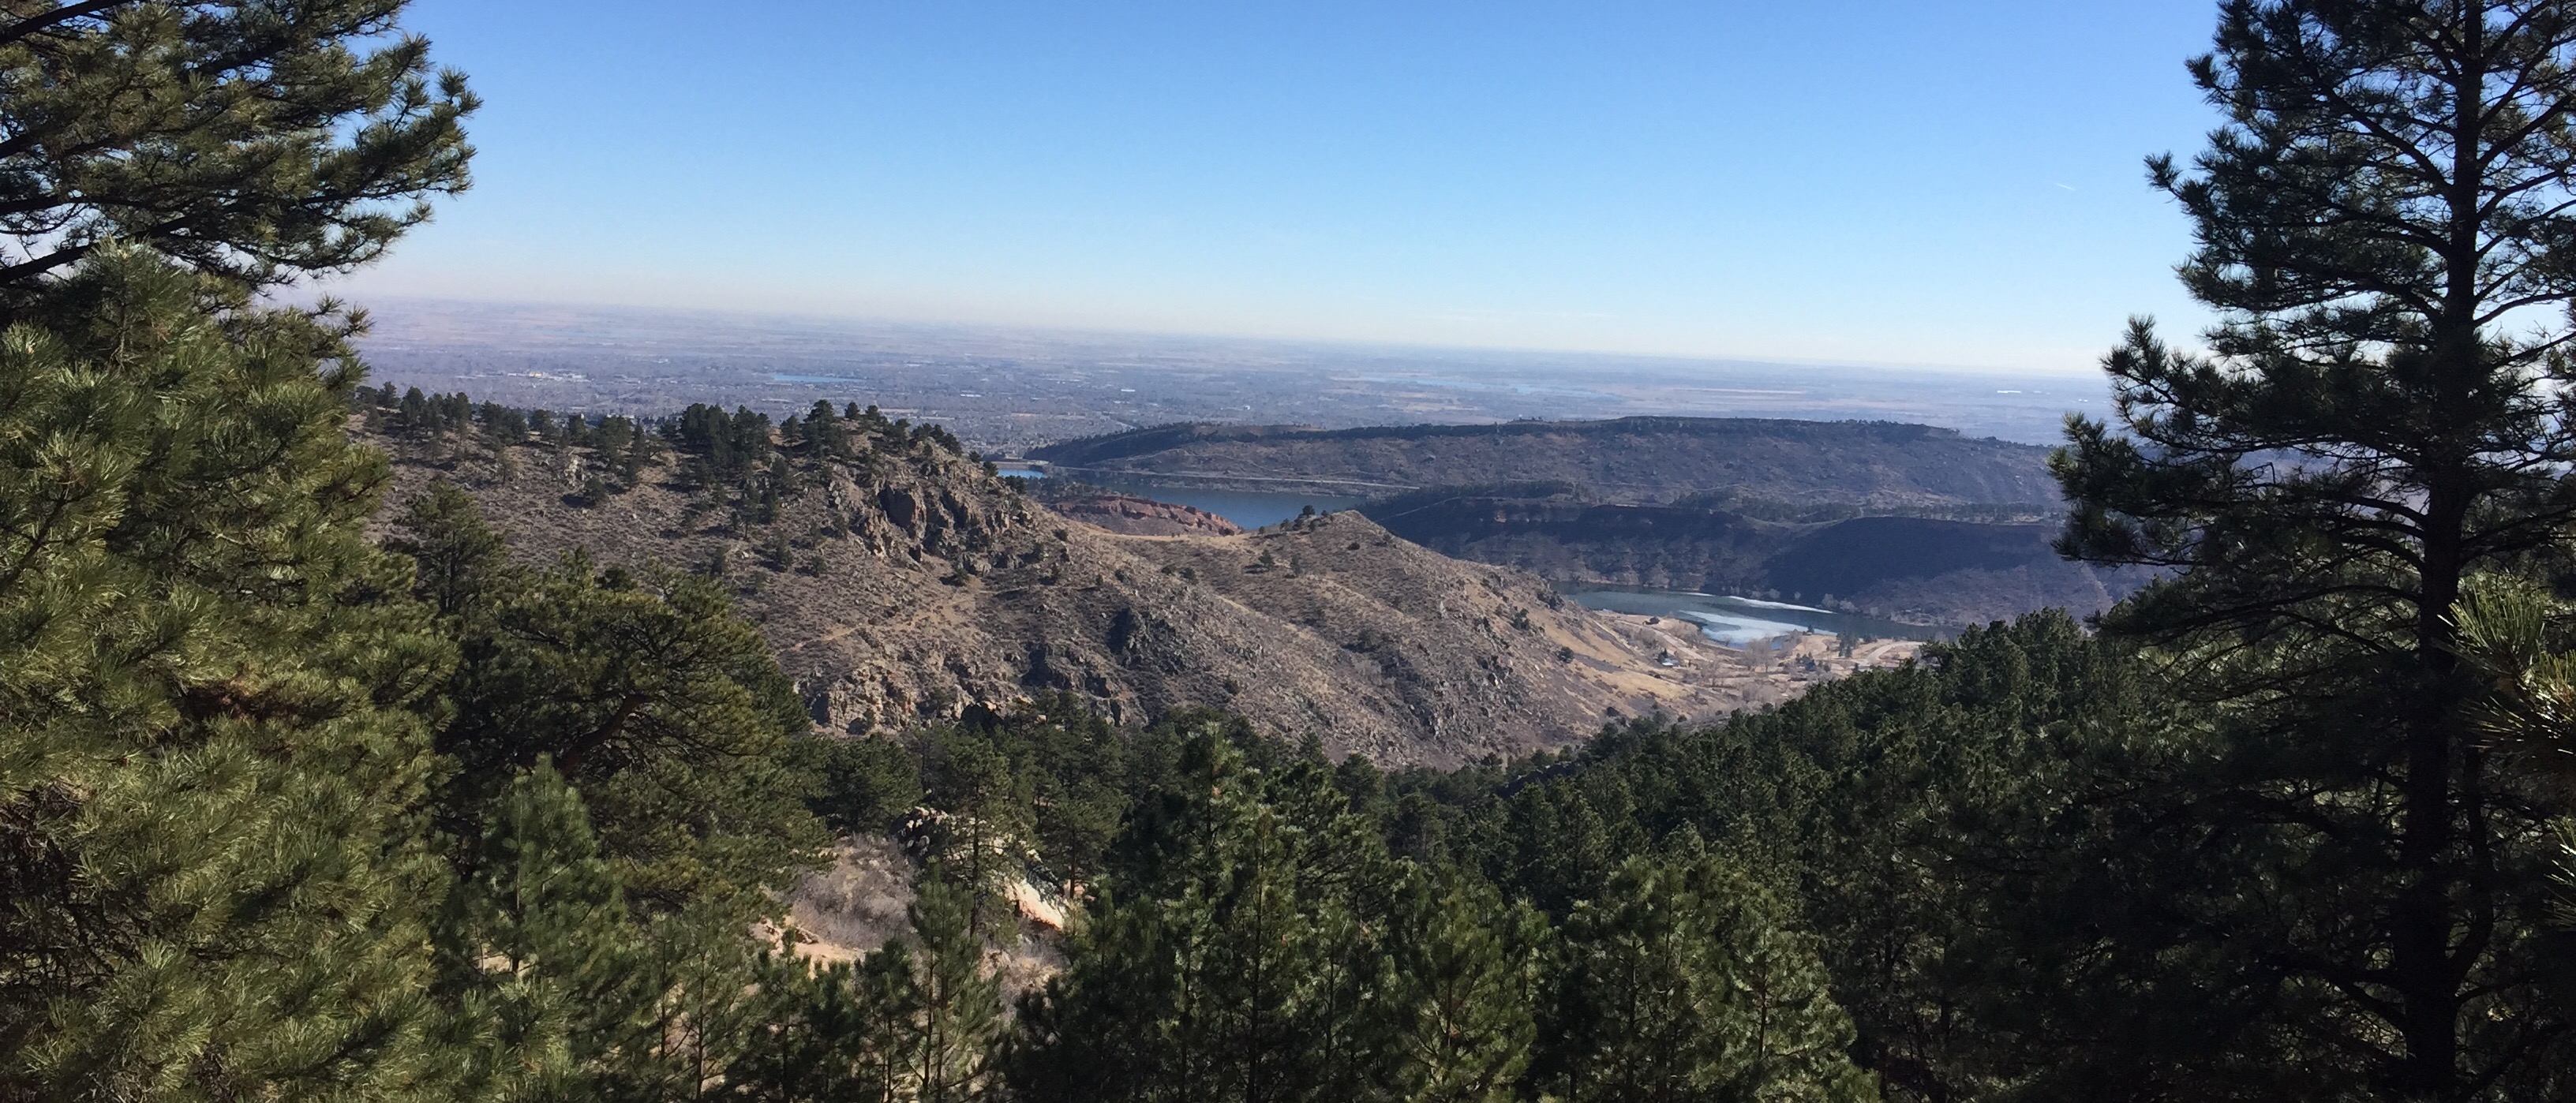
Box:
335;0;2224;376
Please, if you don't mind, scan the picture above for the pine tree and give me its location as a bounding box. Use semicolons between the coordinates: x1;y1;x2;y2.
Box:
1380;869;1541;1103
386;481;508;618
807;400;850;458
900;877;1003;1103
2051;2;2576;1094
0;250;452;1098
385;488;841;1097
0;0;477;292
2451;580;2576;1011
1548;855;1875;1103
432;762;649;1102
1012;730;1395;1103
722;949;908;1103
923;731;1037;934
413;533;831;918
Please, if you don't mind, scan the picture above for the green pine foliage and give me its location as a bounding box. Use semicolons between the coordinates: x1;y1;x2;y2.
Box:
22;2;2576;1097
0;1;477;291
1379;869;1542;1103
21;256;2561;1103
2042;3;2576;1097
897;878;1005;1102
721;878;1006;1103
1354;614;2142;1101
395;490;829;918
1014;728;1395;1103
0;250;453;1099
1006;723;1881;1103
721;950;911;1103
1550;855;1875;1103
432;762;648;1102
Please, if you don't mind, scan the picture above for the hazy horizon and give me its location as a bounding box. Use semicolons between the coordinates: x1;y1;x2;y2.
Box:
351;295;2109;447
327;0;2228;376
346;291;2122;382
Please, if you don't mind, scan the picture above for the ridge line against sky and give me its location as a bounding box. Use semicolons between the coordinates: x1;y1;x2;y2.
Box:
334;1;2228;377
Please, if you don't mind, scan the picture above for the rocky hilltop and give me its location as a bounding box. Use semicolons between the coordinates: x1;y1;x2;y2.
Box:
365;411;1874;765
1027;486;1242;536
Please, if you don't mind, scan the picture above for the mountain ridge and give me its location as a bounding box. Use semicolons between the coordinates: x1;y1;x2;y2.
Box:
1361;487;2145;625
1028;416;2061;510
361;410;1901;765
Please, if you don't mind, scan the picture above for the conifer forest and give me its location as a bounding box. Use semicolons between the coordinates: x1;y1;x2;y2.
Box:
6;2;2576;1101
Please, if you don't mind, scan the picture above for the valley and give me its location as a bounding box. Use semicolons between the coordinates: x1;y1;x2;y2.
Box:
1021;417;2144;626
365;404;1919;767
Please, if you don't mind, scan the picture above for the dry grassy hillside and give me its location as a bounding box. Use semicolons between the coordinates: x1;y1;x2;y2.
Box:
365;420;1880;765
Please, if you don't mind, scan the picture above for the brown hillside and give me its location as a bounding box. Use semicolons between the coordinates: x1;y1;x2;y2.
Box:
1036;488;1241;536
365;423;1870;765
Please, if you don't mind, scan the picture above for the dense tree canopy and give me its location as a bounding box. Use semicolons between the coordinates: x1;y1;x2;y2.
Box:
0;249;452;1099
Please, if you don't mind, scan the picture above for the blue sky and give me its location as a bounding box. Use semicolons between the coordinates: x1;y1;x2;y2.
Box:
339;1;2226;374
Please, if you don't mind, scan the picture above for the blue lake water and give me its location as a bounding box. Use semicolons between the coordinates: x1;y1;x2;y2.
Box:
1013;479;1945;640
1564;587;1949;645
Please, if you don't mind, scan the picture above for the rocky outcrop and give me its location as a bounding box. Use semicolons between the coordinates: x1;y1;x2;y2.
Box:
1040;491;1241;537
371;428;1783;766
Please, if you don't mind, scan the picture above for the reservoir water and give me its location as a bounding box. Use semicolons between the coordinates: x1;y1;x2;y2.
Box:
1118;487;1368;529
1564;586;1951;645
1004;476;1940;644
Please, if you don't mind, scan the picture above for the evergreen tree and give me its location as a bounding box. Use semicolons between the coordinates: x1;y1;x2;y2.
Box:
0;0;477;291
721;950;907;1103
1548;855;1875;1103
432;762;649;1103
720;879;1008;1103
2451;579;2576;1010
2052;2;2576;1094
1013;730;1395;1103
388;489;838;1098
387;481;507;618
1408;615;2130;1101
899;877;1003;1103
0;251;452;1098
806;399;850;458
1379;869;1541;1103
402;384;431;431
922;731;1036;934
405;518;829;917
814;734;927;836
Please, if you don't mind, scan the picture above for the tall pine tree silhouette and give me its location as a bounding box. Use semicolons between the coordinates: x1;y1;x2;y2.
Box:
2054;2;2576;1094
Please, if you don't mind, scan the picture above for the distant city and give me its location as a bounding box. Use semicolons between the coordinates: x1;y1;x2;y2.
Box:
353;297;2110;452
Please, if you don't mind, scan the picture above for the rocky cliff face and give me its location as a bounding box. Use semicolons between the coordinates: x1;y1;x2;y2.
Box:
370;424;1809;765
